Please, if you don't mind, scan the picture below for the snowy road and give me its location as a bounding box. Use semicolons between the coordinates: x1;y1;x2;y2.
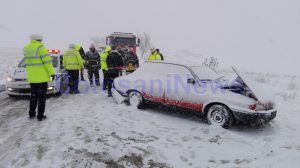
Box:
0;80;299;168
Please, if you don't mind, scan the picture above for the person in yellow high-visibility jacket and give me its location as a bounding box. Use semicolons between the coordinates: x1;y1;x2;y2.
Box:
63;44;84;94
100;46;111;90
148;48;162;61
23;34;55;121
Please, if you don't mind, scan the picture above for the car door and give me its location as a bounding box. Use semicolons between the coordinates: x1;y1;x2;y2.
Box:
136;62;167;103
164;64;204;111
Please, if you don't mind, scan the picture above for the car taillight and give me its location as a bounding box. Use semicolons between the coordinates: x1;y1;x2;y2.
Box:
48;49;60;54
249;104;256;110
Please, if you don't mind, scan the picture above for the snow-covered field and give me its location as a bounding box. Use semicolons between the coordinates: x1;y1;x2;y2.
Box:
0;48;300;168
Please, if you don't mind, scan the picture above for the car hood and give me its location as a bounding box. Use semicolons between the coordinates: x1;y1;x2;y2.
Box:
10;67;60;79
232;66;274;104
11;67;27;79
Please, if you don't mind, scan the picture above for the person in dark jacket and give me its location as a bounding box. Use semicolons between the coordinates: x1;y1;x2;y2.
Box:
124;49;139;68
85;45;101;86
106;46;124;97
123;49;139;73
75;44;86;81
156;48;164;60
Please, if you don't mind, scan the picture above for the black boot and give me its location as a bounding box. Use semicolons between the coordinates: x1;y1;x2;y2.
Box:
29;115;36;119
37;115;47;121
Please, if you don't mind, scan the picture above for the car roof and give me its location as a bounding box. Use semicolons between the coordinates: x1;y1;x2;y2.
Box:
146;60;202;68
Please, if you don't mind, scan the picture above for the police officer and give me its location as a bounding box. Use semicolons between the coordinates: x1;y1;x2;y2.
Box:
106;46;124;97
100;46;111;90
63;44;84;94
74;44;86;81
148;47;162;60
24;34;55;121
85;45;100;86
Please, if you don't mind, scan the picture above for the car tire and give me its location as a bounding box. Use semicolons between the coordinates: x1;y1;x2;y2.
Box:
128;91;145;109
207;104;233;129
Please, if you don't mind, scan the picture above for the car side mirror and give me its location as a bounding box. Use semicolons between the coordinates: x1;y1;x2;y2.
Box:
187;78;196;84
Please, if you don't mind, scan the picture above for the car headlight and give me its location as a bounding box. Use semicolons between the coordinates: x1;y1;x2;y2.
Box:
47;86;54;90
6;76;15;82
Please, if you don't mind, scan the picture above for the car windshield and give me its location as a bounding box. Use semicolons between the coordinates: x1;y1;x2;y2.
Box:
190;66;223;80
110;37;136;46
18;56;58;68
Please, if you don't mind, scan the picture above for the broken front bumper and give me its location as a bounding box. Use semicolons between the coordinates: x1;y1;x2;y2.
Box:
232;109;277;125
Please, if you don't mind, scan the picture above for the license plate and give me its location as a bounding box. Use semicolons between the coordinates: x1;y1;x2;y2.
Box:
19;84;29;87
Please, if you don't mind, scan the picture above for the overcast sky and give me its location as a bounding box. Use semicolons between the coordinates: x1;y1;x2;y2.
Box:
1;0;299;74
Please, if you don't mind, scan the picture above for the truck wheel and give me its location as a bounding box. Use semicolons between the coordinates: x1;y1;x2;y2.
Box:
207;104;233;129
128;91;144;109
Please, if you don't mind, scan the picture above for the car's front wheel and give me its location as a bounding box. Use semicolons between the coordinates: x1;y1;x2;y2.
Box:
128;91;145;109
207;104;233;129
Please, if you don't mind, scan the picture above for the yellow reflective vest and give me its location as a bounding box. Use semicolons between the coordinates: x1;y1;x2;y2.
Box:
148;51;162;61
63;49;84;70
100;46;111;70
23;40;55;83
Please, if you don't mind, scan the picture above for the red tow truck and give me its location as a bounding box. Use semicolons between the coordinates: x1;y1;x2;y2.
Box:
106;32;139;54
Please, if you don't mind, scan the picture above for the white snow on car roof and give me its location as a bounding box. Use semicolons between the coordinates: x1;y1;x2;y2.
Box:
147;59;202;68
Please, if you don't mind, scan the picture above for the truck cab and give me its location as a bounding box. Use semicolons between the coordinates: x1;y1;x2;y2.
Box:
106;32;139;54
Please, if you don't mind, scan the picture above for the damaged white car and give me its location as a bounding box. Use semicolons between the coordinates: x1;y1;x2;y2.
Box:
113;61;277;128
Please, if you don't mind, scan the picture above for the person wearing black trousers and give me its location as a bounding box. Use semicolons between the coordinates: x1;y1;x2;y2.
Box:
106;46;124;96
75;44;86;81
85;45;101;86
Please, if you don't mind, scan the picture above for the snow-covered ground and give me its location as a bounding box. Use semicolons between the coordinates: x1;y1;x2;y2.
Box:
0;47;23;88
0;48;300;168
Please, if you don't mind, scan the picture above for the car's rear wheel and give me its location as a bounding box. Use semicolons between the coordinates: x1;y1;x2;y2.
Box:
128;91;145;109
207;104;233;129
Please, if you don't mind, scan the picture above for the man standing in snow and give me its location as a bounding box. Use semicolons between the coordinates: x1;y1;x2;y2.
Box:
23;34;55;121
124;48;139;68
85;45;101;86
63;44;84;94
100;46;112;90
123;49;139;73
74;44;86;81
106;46;124;97
156;48;164;61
